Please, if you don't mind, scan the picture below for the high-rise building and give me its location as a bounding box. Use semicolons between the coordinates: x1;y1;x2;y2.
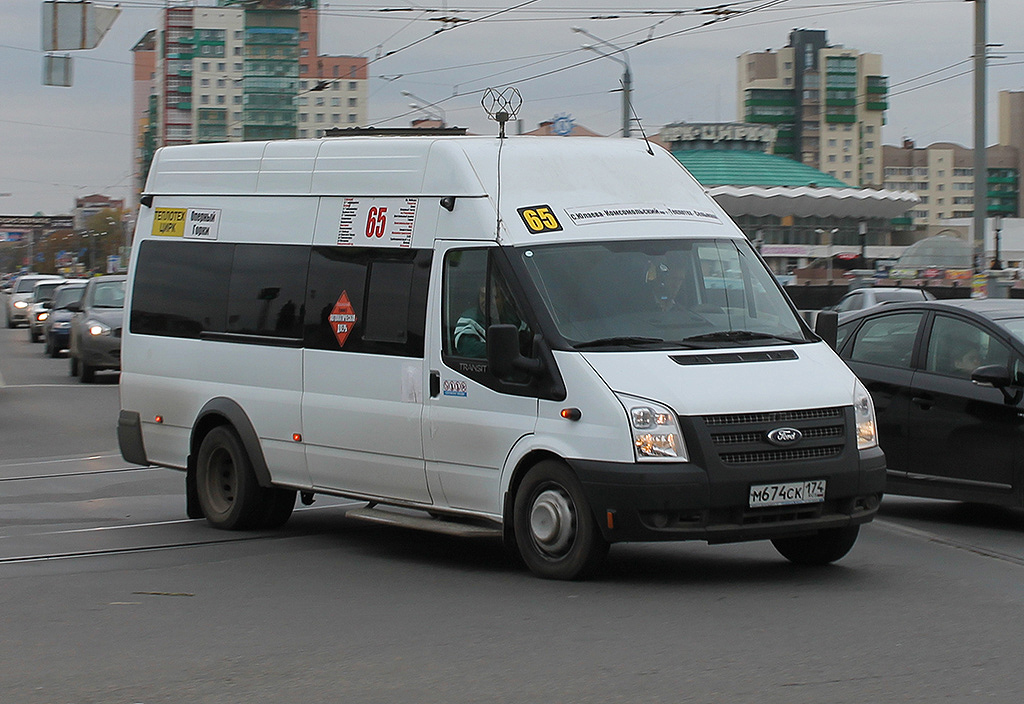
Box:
882;139;1019;230
737;29;888;188
132;1;368;197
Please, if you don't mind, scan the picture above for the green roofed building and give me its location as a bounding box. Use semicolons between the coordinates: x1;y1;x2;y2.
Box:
659;122;917;277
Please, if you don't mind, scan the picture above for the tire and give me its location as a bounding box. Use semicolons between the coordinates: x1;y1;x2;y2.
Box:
513;460;609;580
195;426;266;530
258;488;297;529
80;362;95;383
29;329;39;343
772;525;860;566
69;355;79;377
48;336;61;358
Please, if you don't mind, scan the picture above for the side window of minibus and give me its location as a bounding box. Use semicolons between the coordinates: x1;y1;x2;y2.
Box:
442;249;532;361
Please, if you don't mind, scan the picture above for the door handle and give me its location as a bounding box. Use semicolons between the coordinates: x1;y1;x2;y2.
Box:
429;370;440;398
912;395;933;410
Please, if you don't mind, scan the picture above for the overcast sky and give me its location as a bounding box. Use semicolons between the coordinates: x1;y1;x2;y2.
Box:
1;0;1022;216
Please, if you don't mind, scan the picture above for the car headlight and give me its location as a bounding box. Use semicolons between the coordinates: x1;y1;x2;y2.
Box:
854;379;878;450
616;393;689;462
13;300;28;309
85;319;112;336
36;311;49;322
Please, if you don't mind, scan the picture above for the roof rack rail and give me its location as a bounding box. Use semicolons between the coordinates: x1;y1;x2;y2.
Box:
323;126;469;137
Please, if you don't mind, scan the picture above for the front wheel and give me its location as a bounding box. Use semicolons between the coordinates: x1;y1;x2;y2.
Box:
196;426;266;530
513;460;608;580
69;354;79;377
772;525;860;566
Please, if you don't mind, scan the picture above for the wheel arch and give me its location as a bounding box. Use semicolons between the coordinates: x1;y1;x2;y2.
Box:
189;397;274;489
501;449;566;546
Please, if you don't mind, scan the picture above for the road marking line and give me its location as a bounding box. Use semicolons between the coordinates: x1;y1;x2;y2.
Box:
873;518;1024;567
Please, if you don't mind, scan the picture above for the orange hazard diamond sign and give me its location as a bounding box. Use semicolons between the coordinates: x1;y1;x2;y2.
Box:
329;291;357;348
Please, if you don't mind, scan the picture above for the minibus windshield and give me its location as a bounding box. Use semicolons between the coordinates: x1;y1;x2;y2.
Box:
518;238;810;349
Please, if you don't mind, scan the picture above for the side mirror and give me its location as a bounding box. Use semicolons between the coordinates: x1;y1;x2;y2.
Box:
487;324;543;380
971;364;1013;388
65;301;82;313
41;300;53;310
972;364;1023;405
815;310;839;350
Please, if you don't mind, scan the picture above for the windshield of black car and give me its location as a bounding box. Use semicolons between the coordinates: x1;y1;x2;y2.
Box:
518;238;808;349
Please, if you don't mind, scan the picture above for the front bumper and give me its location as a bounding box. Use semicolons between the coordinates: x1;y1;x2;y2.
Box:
78;333;122;371
568;446;886;544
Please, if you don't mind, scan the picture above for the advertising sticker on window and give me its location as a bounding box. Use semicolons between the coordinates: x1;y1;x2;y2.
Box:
329;291;357;348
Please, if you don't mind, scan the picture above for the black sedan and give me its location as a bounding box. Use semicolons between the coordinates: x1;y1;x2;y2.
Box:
836;298;1024;507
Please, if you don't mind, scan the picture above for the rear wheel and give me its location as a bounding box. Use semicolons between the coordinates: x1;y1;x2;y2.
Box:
513;460;608;580
196;426;265;530
69;355;79;377
29;328;39;343
48;336;61;358
772;525;860;566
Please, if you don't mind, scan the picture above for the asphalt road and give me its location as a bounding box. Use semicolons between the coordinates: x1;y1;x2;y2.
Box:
1;302;1023;704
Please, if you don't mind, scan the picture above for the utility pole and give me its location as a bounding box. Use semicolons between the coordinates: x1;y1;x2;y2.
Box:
572;27;633;138
971;0;987;271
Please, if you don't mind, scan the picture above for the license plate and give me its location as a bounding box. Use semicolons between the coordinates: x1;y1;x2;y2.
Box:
749;480;826;508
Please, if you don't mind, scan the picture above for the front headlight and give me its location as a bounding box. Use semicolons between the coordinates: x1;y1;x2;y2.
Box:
854;379;878;450
36;311;49;322
86;319;111;336
13;300;28;309
616;393;689;462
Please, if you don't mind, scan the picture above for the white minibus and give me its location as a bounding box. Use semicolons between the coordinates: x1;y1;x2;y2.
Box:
118;133;884;579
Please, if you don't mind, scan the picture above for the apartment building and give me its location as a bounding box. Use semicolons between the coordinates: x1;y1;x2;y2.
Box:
737;29;887;187
132;1;368;196
882;140;1019;229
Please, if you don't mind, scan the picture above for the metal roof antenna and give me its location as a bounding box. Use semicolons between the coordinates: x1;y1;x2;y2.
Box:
481;87;523;240
481;86;522;140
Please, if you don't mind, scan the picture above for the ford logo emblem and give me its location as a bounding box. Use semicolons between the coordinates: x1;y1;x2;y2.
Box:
766;427;802;446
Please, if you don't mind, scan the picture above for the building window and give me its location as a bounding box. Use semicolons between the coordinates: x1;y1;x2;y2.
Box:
234;46;242;56
348;97;357;107
216;95;225;105
300;81;308;90
349;81;357;91
843;155;852;163
200;94;210;104
301;48;309;57
315;96;325;106
331;97;341;106
233;112;242;120
865;173;874;182
299;113;308;122
332;113;340;123
217;78;226;87
300;64;308;74
200;78;210;87
201;62;210;72
234;30;243;40
865;125;874;133
316;113;324;122
865;141;874;149
300;129;308;137
348;113;357;123
828;154;837;163
843;171;853;179
300;32;309;42
233;62;243;71
217;62;226;72
233;95;242;105
828;139;837;147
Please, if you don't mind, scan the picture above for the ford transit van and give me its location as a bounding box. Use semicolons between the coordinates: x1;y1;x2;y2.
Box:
118;134;885;579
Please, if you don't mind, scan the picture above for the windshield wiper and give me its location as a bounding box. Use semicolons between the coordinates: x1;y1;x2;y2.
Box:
681;330;806;345
573;335;665;349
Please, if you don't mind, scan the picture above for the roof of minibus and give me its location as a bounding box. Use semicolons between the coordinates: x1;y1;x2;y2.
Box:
144;136;739;245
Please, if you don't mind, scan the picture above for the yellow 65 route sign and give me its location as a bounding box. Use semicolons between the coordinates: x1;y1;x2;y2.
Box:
517;205;563;234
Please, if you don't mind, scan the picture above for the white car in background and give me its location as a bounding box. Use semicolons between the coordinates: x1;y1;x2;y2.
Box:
5;274;61;328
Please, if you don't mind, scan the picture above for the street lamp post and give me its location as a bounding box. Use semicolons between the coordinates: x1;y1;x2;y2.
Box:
992;215;1003;270
571;27;632;138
